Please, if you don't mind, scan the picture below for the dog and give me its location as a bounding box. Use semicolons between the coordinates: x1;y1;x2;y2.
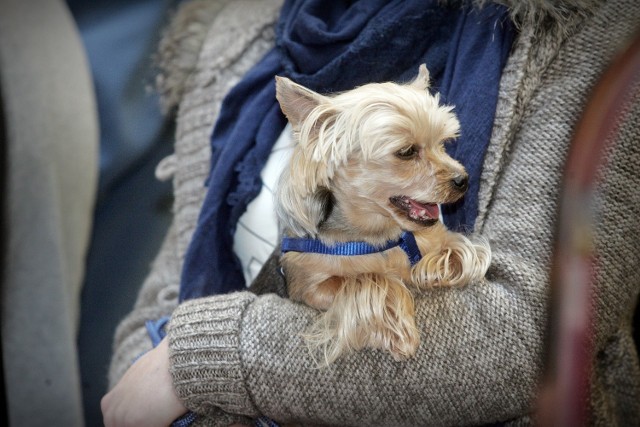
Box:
275;64;491;363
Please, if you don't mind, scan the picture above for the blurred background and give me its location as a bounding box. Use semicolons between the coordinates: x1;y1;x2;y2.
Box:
66;0;176;424
1;0;177;425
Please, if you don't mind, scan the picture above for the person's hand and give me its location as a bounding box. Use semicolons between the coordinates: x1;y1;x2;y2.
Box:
101;337;187;427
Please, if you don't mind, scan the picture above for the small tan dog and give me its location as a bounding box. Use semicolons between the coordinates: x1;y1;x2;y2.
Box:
275;65;491;363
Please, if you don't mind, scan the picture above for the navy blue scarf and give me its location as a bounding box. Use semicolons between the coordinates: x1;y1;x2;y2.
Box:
180;0;515;301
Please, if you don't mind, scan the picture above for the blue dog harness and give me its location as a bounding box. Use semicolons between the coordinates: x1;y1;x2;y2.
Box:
281;230;423;266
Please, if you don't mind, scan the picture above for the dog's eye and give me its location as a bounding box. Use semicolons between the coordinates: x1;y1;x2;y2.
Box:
395;145;419;160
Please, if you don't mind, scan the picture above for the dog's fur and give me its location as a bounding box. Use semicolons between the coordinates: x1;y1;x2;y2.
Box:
275;65;491;363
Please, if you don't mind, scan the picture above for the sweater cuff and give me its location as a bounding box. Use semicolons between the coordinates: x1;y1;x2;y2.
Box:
168;292;260;418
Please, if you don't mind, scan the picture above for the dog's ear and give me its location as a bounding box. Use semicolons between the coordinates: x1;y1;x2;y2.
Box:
276;157;336;237
410;64;430;90
275;76;328;131
274;77;339;236
312;186;335;231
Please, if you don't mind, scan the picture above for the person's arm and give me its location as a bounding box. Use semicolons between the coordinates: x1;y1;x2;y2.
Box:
103;335;253;427
169;259;544;426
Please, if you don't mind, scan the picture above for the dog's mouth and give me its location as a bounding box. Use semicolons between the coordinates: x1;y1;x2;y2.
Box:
389;196;439;225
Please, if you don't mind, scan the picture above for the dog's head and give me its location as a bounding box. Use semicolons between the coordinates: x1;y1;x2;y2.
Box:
275;64;467;239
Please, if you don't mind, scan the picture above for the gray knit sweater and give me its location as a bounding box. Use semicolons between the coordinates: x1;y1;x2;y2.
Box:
108;1;640;425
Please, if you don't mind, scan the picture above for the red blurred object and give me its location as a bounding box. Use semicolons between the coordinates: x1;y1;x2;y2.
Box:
540;31;640;426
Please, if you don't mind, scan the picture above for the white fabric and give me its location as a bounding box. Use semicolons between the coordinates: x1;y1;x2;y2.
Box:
234;124;294;285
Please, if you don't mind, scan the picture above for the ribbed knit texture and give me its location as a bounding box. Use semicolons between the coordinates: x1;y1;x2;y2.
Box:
169;293;258;417
109;0;640;425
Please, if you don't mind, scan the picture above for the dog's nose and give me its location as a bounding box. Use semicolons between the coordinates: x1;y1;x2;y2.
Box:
452;174;468;192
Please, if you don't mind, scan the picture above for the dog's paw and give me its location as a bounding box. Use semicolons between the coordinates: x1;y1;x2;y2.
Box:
303;273;419;364
301;276;344;311
411;234;491;287
379;314;420;361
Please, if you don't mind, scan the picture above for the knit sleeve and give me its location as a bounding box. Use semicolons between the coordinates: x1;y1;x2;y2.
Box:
169;254;546;426
168;292;260;418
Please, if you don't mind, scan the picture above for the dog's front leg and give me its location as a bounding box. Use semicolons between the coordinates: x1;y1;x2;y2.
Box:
411;224;491;288
304;272;420;363
288;275;344;311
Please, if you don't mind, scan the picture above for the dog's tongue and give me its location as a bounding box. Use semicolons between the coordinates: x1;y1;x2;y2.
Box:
408;198;439;220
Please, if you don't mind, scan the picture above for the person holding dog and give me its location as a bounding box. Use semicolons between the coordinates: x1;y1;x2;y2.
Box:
102;0;640;426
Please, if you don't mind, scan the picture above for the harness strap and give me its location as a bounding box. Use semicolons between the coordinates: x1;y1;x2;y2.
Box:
281;231;423;266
